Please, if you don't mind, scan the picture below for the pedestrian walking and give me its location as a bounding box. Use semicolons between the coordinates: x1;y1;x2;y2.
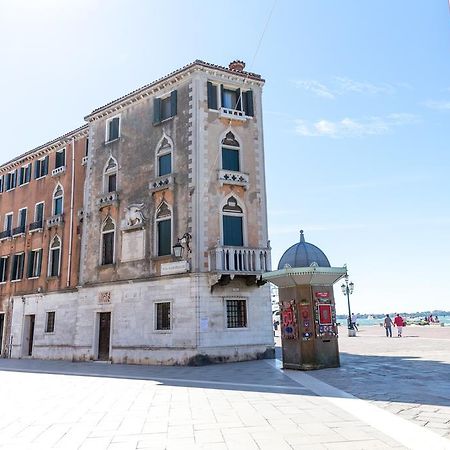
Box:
384;314;393;337
393;313;404;337
351;313;358;331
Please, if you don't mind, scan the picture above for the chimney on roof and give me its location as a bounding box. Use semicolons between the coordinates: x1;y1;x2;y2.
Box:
229;60;245;72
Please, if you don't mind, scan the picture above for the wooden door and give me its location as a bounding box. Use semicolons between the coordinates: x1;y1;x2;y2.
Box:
0;314;4;356
98;312;111;361
28;315;35;356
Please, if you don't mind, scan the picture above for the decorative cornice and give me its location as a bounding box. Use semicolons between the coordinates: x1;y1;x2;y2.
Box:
0;124;88;175
84;60;265;123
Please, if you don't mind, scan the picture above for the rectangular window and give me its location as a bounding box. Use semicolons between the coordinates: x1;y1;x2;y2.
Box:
34;156;49;179
55;149;66;169
19;164;31;185
18;208;27;229
11;253;24;281
5;170;17;191
27;249;42;278
157;219;171;256
35;202;44;223
45;311;55;333
223;216;243;246
4;213;13;232
107;117;120;141
49;248;60;277
0;256;9;282
85;138;89;157
208;82;254;116
107;173;117;193
158;153;171;176
155;302;171;330
226;299;247;328
153;90;177;124
222;87;240;110
222;147;240;171
0;175;3;193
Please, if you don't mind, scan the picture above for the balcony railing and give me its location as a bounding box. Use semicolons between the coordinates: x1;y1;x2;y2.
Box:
218;170;249;189
29;220;44;233
51;166;66;177
96;191;119;208
46;214;64;228
209;245;271;274
219;107;246;121
0;229;12;240
149;174;175;192
12;225;26;237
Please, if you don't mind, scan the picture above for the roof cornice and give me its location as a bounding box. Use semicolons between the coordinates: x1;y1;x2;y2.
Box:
84;60;265;122
0;124;88;174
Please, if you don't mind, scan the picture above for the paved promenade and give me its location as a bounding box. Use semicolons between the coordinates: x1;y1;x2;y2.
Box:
0;325;448;449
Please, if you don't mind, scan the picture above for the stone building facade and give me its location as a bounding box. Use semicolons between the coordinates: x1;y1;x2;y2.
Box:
0;60;273;364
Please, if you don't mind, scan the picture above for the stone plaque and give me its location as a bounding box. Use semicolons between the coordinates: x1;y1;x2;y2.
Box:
160;260;190;276
121;229;145;262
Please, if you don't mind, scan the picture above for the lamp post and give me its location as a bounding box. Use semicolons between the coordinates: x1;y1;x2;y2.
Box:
172;232;192;259
341;272;355;337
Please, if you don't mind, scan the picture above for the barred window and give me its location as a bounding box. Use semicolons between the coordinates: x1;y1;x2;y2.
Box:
45;311;55;333
226;299;247;328
155;302;171;330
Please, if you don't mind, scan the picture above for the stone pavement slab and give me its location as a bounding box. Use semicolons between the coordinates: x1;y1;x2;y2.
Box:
299;325;450;440
0;326;449;449
0;357;407;450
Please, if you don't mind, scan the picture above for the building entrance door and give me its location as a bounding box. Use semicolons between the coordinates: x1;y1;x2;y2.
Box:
0;313;4;356
98;312;111;361
22;314;35;357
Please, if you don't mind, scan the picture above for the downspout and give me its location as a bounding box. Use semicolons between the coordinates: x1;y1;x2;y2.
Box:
67;137;76;287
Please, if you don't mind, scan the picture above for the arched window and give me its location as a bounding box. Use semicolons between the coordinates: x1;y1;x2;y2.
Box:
156;202;171;256
104;157;118;193
53;185;64;215
222;196;244;246
156;136;172;177
101;217;115;265
221;132;240;172
48;235;61;277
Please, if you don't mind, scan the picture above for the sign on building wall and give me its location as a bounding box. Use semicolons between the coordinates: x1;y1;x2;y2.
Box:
160;261;190;276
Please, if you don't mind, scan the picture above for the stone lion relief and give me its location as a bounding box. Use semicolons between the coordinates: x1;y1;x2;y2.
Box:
124;204;145;227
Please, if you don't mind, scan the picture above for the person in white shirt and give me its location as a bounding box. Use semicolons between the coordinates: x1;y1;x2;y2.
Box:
351;313;358;331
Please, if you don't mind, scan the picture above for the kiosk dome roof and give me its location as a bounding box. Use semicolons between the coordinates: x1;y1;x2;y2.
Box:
277;230;331;269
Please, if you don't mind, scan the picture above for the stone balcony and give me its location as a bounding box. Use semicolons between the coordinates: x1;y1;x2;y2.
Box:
46;214;64;228
219;107;247;121
149;174;175;192
218;170;249;189
51;166;66;177
209;245;271;275
96;191;119;208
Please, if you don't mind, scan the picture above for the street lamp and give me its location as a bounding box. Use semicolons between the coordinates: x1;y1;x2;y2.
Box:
341;271;355;337
172;232;192;259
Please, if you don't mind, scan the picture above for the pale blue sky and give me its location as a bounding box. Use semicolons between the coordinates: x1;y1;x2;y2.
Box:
1;0;449;314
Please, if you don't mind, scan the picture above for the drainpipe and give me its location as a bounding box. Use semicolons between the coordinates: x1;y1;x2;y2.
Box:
67;137;76;287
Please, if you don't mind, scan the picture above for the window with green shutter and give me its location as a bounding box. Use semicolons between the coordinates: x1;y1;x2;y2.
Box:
154;90;177;124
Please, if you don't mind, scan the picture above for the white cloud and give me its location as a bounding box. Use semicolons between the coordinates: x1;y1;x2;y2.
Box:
295;113;418;138
334;77;395;95
294;77;397;99
294;80;336;99
422;100;450;110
